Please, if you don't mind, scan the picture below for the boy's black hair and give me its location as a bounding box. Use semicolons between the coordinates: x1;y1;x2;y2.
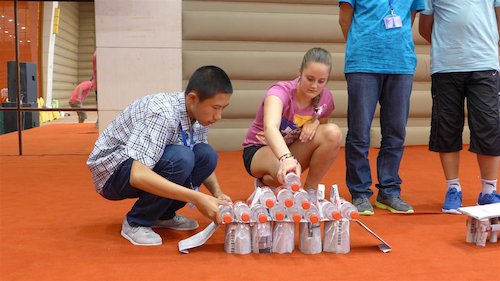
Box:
185;65;233;102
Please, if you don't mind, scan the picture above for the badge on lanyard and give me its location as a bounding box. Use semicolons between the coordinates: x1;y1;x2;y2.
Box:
384;0;402;29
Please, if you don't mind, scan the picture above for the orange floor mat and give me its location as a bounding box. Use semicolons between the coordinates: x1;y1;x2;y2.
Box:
1;124;499;280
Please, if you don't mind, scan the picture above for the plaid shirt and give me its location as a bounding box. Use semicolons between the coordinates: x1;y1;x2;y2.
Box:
87;92;208;193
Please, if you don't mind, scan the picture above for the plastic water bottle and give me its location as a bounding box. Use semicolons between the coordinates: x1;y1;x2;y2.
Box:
276;187;294;208
318;200;341;221
270;204;286;221
307;188;318;206
258;186;276;208
284;172;301;192
286;205;304;223
329;218;350;254
251;221;272;254
303;204;320;223
340;200;360;220
224;223;251;254
299;221;322;254
250;204;269;224
294;189;311;210
272;221;295;254
323;220;335;252
233;201;251;223
219;204;234;224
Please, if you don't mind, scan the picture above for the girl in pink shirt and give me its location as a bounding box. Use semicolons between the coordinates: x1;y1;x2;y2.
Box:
69;79;93;123
242;48;342;192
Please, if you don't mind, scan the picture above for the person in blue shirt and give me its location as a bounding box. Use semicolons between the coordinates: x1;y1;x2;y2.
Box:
339;0;426;215
419;0;500;214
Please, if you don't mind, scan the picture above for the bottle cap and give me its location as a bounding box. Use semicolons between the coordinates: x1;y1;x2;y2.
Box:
301;200;311;210
292;213;302;223
275;212;285;221
284;198;294;208
241;213;250;223
223;214;233;224
258;213;267;223
350;211;360;220
265;199;275;208
309;214;319;223
291;183;300;192
332;211;341;220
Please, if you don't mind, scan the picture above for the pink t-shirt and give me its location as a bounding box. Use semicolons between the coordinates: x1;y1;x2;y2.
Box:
69;81;93;103
242;78;335;147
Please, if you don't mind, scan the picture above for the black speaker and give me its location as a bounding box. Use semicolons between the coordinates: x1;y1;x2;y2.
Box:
7;61;38;104
1;102;40;134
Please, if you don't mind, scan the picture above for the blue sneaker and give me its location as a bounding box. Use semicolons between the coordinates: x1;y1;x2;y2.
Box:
477;191;500;205
441;188;462;214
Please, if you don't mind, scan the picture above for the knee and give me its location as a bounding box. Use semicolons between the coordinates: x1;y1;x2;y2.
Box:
194;143;218;171
155;146;195;178
320;123;343;147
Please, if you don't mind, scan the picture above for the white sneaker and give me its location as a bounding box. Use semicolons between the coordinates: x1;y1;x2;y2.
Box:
153;214;199;231
121;218;162;246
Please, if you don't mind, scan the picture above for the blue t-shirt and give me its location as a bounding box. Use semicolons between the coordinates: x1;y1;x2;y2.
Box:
422;0;500;74
340;0;426;74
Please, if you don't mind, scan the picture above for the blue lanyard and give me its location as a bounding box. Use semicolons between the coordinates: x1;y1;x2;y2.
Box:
389;0;394;13
179;124;194;150
179;124;198;209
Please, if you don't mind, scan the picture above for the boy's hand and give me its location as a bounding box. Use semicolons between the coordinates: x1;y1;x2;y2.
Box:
193;194;225;224
216;193;232;204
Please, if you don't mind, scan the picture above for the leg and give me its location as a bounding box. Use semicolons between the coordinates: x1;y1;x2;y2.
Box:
289;123;342;189
345;73;381;199
248;146;282;187
128;145;195;226
429;72;467;213
466;70;500;204
376;74;413;198
374;74;414;213
158;142;218;220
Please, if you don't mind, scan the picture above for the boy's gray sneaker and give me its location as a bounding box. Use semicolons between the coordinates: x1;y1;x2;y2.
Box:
352;197;374;216
153;214;199;231
375;195;414;214
121;218;162;246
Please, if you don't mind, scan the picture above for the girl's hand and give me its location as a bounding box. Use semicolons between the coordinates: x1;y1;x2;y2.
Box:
277;157;301;184
299;119;320;142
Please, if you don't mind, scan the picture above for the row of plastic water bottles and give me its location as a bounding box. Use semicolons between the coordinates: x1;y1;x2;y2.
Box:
220;176;360;254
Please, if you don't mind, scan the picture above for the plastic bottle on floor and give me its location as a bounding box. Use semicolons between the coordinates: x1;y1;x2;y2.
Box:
233;201;251;223
219;204;234;224
294;189;311;210
251;218;272;254
284;172;301;192
299;220;322;254
224;223;251;254
276;187;294;208
270;204;287;221
272;221;295;254
324;218;350;254
318;200;341;221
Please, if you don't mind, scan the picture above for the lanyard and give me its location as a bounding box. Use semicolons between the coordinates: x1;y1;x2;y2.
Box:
179;124;194;150
179;124;199;208
389;0;395;15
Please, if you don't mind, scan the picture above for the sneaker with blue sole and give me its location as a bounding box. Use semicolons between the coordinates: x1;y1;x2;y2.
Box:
442;188;462;214
477;191;500;205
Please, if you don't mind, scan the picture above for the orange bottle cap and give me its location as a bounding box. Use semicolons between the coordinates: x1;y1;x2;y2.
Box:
241;213;250;222
265;199;275;208
258;213;268;223
291;183;300;192
285;198;294;208
332;211;341;220
275;212;285;221
351;211;360;220
223;214;232;224
310;214;319;224
302;200;311;210
292;213;302;222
